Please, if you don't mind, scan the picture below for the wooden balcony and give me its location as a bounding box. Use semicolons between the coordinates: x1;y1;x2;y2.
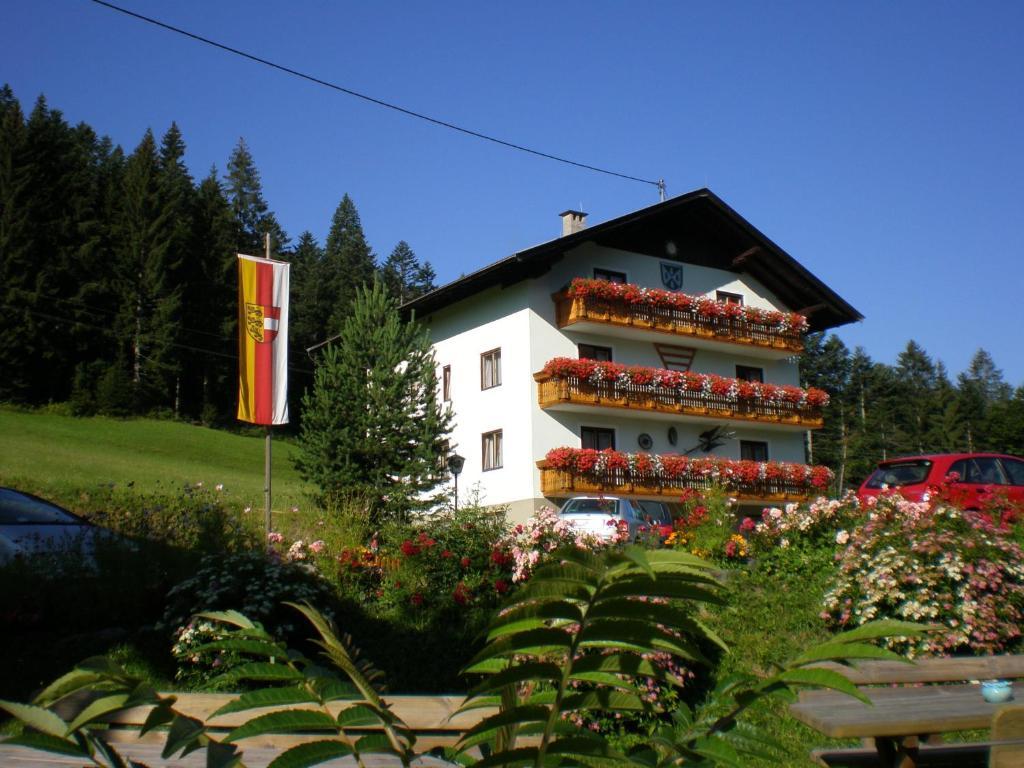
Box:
534;372;824;430
554;292;804;358
538;461;819;503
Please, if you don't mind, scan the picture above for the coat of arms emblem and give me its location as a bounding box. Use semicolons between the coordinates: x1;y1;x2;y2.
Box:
660;262;683;291
245;302;265;343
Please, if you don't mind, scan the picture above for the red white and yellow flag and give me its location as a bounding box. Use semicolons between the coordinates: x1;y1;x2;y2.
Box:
237;254;289;425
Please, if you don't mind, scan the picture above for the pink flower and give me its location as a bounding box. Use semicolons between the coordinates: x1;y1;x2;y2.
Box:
267;532;284;544
309;540;326;554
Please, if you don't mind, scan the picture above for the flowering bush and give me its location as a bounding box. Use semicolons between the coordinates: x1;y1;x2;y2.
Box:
356;503;516;627
754;492;864;548
822;493;1024;656
498;506;615;582
170;619;246;691
664;488;751;562
544;447;834;493
159;550;338;687
567;277;809;334
541;357;829;409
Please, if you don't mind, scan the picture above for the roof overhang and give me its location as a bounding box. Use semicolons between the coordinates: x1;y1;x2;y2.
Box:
402;188;862;332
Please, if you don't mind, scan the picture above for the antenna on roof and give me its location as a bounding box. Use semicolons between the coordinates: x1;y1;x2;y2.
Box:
658;179;666;202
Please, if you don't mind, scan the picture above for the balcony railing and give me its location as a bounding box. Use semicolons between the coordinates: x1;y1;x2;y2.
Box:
535;359;826;428
554;279;807;353
538;448;833;503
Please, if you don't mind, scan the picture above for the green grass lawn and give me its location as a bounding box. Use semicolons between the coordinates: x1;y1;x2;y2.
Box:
0;406;314;512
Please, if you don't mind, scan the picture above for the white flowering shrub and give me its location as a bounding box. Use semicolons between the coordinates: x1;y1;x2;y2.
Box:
823;494;1024;656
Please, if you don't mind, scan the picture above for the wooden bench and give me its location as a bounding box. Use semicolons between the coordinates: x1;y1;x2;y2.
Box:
56;691;492;754
796;656;1024;767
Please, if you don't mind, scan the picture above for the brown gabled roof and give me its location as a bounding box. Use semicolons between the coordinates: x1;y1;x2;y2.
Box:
402;188;862;332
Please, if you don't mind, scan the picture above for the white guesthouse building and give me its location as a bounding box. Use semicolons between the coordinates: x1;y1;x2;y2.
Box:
403;189;861;522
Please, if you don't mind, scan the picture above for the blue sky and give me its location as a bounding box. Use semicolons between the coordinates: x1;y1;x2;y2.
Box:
5;1;1023;384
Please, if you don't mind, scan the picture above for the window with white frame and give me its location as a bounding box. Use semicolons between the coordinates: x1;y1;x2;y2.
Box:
482;430;503;470
480;348;501;389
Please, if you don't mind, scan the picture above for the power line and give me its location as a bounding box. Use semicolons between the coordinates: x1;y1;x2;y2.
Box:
88;0;664;192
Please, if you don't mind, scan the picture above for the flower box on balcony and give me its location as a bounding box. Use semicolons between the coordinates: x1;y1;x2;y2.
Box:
534;358;827;429
538;448;833;502
553;279;808;354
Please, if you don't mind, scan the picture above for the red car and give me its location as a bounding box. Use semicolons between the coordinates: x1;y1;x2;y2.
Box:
858;453;1024;507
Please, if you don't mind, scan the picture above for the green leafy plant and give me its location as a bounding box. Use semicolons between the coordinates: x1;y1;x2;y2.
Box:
0;656;240;767
454;544;927;767
1;547;926;768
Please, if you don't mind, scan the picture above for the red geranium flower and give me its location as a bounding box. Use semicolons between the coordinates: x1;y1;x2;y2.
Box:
400;540;421;557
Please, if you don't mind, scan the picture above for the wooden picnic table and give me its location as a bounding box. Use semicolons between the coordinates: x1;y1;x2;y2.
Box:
789;656;1024;768
0;745;456;767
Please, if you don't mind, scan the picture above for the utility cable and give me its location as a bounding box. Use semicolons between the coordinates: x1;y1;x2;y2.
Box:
88;0;664;192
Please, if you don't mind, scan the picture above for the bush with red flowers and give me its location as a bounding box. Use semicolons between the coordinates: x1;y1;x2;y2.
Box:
363;503;516;629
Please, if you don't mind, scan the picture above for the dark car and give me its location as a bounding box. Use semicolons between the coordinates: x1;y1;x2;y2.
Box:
0;487;102;564
857;453;1024;507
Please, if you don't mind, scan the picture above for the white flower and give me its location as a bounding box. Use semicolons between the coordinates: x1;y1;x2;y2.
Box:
836;530;850;545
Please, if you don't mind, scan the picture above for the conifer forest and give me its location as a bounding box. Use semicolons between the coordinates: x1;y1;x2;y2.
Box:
1;85;1021;488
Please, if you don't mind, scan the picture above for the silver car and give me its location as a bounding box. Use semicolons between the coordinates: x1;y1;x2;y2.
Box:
0;488;99;564
557;496;652;542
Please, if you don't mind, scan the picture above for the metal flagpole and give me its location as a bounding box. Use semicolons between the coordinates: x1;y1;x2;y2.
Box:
263;232;273;540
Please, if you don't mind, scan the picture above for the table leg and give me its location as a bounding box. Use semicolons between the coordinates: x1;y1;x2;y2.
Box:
875;736;919;768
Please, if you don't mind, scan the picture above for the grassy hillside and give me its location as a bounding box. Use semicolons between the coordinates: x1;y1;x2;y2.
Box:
0;406;313;512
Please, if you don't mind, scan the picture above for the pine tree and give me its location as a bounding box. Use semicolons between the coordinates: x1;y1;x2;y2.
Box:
114;129;182;411
296;280;452;521
2;96;104;403
892;341;939;454
987;385;1024;456
0;88;31;401
288;230;326;423
957;348;1011;450
188;167;238;423
225;137;288;256
154;122;194;413
799;333;851;489
381;240;436;304
323;194;375;330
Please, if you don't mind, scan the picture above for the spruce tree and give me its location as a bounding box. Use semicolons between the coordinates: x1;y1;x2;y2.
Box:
288;230;326;422
892;341;939;454
188;167;237;423
381;240;436;303
323;194;375;330
225;137;288;256
296;280;452;521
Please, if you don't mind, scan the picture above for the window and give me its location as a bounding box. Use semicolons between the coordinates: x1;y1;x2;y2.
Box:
1000;458;1024;486
482;430;503;471
949;457;1007;485
716;291;744;305
578;343;613;362
594;268;627;284
442;365;451;401
735;365;764;383
864;460;932;489
480;348;501;389
581;426;615;451
740;440;769;462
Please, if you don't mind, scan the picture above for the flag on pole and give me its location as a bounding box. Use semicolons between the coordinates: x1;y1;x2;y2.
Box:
237;253;289;425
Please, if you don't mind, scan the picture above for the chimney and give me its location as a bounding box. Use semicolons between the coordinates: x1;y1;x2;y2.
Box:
560;209;588;237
